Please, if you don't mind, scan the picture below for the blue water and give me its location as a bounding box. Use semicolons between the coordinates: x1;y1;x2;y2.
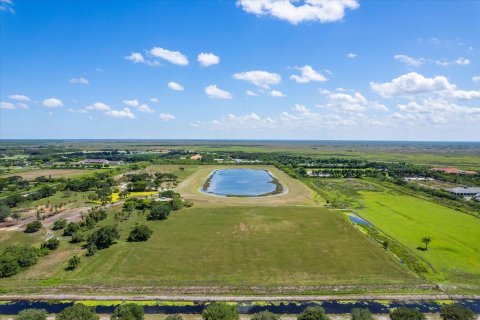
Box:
348;215;372;226
203;169;278;197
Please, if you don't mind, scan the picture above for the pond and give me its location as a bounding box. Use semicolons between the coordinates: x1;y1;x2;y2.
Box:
201;168;283;197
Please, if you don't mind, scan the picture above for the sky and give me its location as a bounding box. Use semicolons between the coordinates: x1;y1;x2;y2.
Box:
1;0;480;141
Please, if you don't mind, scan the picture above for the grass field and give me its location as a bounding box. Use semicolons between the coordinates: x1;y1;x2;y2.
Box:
0;169;102;181
0;206;422;294
358;191;480;292
176;165;320;206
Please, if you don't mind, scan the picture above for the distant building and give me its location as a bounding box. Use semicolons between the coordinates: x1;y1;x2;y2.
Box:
79;159;124;165
432;167;477;175
190;154;202;160
445;186;480;197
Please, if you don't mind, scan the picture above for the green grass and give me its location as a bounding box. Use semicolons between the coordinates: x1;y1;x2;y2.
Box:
358;191;480;292
0;206;421;294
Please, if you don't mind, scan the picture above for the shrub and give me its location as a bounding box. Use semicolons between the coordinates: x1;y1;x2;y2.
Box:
56;304;99;320
111;303;144;320
17;308;47;320
251;311;280;320
41;238;60;250
0;253;20;277
389;308;425;320
351;308;374;320
128;225;153;242
202;302;239;320
63;222;80;236
25;220;42;233
147;203;171;220
440;304;475;320
52;218;67;230
5;245;39;267
297;307;329;320
70;232;85;243
165;315;183;320
66;255;80;271
0;205;11;222
87;225;120;250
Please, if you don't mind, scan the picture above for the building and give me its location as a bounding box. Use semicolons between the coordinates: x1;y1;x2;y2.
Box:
445;186;480;197
432;167;477;175
190;154;202;160
79;159;124;165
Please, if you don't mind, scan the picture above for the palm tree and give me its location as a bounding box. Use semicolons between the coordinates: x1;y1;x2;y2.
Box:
421;236;432;250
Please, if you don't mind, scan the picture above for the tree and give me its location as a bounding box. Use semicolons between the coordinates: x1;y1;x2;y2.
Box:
297;307;329;320
147;203;171;220
56;304;99;320
66;255;80;271
41;238;60;250
0;253;20;278
251;311;280;320
87;225;120;250
52;218;67;230
128;225;153;242
389;308;425;320
421;236;432;250
165;315;183;320
70;232;85;243
351;308;374;320
110;303;144;320
17;308;47;320
64;222;81;236
0;205;11;222
25;220;42;233
202;302;239;320
440;304;475;320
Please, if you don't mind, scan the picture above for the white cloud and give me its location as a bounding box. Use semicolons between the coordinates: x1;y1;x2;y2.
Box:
237;0;359;25
473;76;480;83
346;53;357;59
105;107;136;119
69;77;89;85
370;72;480;100
150;47;189;65
269;90;285;97
137;104;155;113
293;104;310;113
0;0;14;14
68;108;88;114
125;52;145;64
205;85;232;99
322;91;388;112
122;99;140;107
42;98;63;108
394;54;425;68
122;99;154;113
245;90;258;96
168;81;184;91
233;70;281;89
197;52;220;67
290;65;327;83
436;57;471;66
159;113;176;121
1;101;16;109
8;94;30;101
150;97;160;103
86;102;111;111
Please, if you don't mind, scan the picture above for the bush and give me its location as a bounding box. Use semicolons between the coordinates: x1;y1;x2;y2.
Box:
25;220;42;233
66;255;80;271
128;225;153;242
389;308;425;320
0;205;11;222
56;304;99;320
202;302;239;320
5;245;39;267
63;222;80;236
70;232;85;243
298;307;329;320
440;304;475;320
165;315;183;320
52;218;67;230
17;308;47;320
147;203;171;220
351;308;374;320
87;225;120;250
111;303;144;320
41;238;60;250
251;311;280;320
0;253;20;277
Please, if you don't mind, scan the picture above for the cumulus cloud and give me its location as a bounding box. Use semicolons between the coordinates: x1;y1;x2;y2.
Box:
150;97;160;103
159;113;176;121
473;76;480;83
42;98;63;108
122;99;154;113
370;72;480;100
198;52;220;67
233;70;281;89
86;102;111;111
125;52;145;64
346;53;357;59
245;90;258;96
290;65;327;83
150;47;189;65
205;85;232;99
0;0;15;14
394;54;425;68
436;57;470;66
269;90;285;97
168;81;184;91
69;77;89;85
1;101;16;110
237;0;359;25
8;94;30;101
122;99;140;107
105;107;136;119
321;91;388;112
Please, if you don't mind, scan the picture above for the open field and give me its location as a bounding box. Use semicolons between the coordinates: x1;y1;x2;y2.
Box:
144;165;199;181
358;191;480;292
176;165;320;206
0;205;423;294
0;169;101;181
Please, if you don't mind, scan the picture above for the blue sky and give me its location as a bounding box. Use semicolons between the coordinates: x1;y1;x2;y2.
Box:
1;0;479;140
